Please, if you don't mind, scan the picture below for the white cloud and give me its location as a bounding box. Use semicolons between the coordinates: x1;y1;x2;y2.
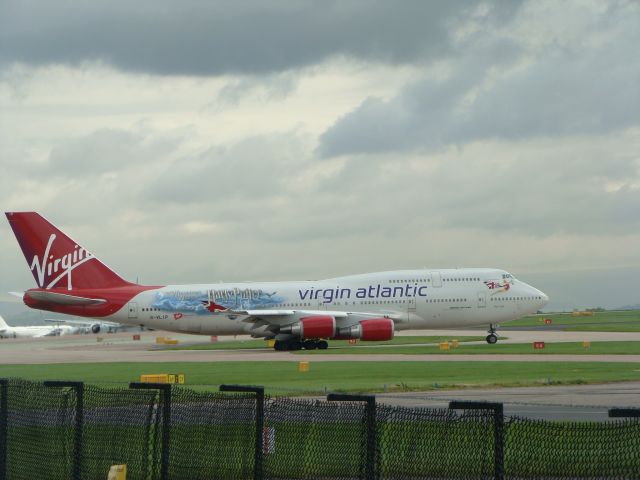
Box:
319;0;640;156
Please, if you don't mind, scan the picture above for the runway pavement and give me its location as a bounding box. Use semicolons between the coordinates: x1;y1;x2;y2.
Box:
2;328;640;364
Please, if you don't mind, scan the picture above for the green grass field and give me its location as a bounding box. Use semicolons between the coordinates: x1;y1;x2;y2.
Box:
294;340;640;355
502;309;640;331
171;335;483;350
1;360;639;393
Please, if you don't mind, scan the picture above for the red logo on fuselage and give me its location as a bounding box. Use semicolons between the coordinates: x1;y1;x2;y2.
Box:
203;300;228;313
484;280;511;295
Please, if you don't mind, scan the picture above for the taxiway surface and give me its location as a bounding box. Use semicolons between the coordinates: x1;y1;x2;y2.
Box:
2;329;640;364
1;329;639;420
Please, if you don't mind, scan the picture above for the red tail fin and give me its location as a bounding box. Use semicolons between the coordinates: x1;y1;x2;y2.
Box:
6;212;132;290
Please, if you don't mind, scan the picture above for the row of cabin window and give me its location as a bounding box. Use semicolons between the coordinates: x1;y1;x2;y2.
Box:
277;300;408;307
140;296;544;311
390;277;482;283
276;295;543;307
390;278;428;283
491;296;544;301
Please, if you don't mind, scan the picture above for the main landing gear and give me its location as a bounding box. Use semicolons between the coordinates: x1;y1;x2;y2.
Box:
273;339;329;351
486;324;498;344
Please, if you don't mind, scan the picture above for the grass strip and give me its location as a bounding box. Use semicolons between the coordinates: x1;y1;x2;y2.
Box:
0;360;639;394
502;309;640;331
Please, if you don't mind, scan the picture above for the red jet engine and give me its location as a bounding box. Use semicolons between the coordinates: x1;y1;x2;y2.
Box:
334;318;394;341
281;315;336;339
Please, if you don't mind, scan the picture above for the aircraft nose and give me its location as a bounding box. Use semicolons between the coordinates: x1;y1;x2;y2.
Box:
539;290;549;307
524;282;549;308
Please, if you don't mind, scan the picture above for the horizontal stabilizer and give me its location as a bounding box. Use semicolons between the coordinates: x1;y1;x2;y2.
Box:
25;290;107;306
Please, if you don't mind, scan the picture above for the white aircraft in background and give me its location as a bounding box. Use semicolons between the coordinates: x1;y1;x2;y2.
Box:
0;315;75;338
5;212;548;350
45;318;134;334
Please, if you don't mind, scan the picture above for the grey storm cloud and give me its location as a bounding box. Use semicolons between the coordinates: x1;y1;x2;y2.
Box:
318;1;640;157
143;133;308;205
38;129;183;177
0;0;518;75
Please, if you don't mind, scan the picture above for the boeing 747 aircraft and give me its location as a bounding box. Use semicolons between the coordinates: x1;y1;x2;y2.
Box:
6;212;548;350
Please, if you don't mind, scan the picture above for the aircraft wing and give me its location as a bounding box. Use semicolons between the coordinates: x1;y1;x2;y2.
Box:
33;329;58;338
25;291;107;306
231;308;402;328
44;318;119;327
237;309;347;324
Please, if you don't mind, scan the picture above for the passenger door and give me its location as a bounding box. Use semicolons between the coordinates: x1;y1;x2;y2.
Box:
477;292;486;308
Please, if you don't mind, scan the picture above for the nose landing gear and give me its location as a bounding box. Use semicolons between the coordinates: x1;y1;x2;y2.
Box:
486;324;499;344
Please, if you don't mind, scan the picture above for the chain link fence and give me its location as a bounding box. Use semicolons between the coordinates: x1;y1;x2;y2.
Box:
264;397;369;479
169;388;257;479
505;415;640;479
0;378;638;479
3;379;77;480
377;405;495;479
82;385;162;480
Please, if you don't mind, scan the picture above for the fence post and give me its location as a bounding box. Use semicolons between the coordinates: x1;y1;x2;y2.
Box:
219;384;265;480
609;408;640;418
0;379;7;480
130;382;172;480
327;393;377;480
43;381;84;480
449;401;504;480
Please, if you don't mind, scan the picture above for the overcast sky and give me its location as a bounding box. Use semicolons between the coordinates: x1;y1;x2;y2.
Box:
1;0;639;312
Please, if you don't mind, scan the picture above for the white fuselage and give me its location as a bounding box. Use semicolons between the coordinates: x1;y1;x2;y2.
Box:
0;324;75;338
104;268;548;336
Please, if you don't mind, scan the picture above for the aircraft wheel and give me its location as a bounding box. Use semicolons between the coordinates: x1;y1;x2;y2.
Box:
486;334;498;344
274;340;286;351
303;340;317;350
317;340;329;350
290;340;303;351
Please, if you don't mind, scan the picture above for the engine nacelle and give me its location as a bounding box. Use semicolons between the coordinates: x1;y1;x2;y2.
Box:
280;316;336;339
91;324;101;334
335;318;395;341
